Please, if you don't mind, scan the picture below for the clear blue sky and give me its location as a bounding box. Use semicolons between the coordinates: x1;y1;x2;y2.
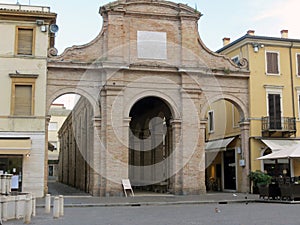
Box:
2;0;300;53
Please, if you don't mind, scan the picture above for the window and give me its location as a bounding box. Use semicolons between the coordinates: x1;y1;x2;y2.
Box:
16;27;35;55
296;53;300;77
208;110;214;133
49;122;58;131
268;94;281;129
231;56;239;65
10;75;37;116
266;51;280;75
298;92;300;119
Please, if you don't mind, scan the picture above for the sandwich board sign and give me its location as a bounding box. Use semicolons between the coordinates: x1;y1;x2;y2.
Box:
122;179;134;197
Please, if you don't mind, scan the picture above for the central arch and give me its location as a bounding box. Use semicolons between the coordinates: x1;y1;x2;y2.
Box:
128;96;173;193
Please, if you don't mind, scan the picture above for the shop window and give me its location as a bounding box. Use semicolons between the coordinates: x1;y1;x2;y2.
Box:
16;27;35;56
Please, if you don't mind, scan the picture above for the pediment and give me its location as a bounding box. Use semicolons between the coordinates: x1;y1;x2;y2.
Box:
100;0;201;19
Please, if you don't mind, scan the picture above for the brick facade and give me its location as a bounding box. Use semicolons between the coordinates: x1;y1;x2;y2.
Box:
48;0;250;196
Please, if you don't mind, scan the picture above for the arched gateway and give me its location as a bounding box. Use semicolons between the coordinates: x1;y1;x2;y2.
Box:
47;0;250;196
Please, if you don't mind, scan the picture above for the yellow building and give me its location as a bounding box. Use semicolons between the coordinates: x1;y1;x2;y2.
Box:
0;3;56;197
205;100;244;192
217;30;300;190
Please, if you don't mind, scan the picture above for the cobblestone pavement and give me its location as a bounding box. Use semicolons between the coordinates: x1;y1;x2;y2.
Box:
5;203;300;225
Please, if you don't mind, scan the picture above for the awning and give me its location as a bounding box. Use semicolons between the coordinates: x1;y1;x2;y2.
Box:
258;139;300;160
0;138;31;155
261;139;300;151
205;137;235;152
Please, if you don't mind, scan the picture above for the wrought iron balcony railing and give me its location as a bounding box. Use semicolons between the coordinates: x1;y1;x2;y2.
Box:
262;116;296;136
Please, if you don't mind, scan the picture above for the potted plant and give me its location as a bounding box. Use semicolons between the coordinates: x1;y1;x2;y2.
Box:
248;170;272;195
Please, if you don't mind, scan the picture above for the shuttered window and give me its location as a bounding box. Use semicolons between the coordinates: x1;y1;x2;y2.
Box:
266;52;279;74
14;85;32;115
297;54;300;76
17;28;34;55
208;110;214;133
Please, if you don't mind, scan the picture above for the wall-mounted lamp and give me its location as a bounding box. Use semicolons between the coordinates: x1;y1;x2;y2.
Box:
252;43;264;53
25;153;31;158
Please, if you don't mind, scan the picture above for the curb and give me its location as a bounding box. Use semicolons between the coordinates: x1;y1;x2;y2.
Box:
36;199;256;208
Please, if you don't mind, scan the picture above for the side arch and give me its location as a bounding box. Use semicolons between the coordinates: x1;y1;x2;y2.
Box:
200;93;248;121
46;87;101;117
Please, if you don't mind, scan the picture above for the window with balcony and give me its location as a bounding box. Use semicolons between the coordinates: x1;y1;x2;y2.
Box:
16;27;35;56
262;87;296;137
266;51;280;75
268;93;281;129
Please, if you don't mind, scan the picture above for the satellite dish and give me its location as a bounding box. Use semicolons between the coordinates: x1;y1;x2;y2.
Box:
49;24;59;33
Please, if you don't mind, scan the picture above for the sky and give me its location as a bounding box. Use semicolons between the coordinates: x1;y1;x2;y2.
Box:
1;0;300;108
1;0;300;53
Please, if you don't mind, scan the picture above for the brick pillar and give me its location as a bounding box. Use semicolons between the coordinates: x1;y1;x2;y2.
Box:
170;119;183;194
92;117;103;196
198;120;207;193
239;121;250;193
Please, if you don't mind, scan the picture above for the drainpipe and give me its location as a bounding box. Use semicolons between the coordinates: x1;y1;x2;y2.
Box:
289;42;296;136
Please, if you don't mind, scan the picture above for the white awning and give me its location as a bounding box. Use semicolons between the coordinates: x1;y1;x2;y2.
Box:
0;138;31;155
205;137;235;152
261;139;300;151
258;139;300;160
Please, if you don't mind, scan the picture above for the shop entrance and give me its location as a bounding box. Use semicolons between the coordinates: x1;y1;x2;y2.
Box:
223;149;236;190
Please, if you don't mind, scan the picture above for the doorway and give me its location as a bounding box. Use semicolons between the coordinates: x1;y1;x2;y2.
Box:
223;149;236;190
129;96;173;193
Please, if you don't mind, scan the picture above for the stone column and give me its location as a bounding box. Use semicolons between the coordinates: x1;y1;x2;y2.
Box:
239;121;250;193
170;119;182;194
92;117;103;196
198;120;208;193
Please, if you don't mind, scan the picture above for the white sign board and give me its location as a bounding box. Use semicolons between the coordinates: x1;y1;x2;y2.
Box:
121;179;134;197
137;31;167;60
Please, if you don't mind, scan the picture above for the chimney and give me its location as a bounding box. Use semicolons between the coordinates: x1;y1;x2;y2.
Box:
281;29;288;38
247;30;255;36
222;37;230;46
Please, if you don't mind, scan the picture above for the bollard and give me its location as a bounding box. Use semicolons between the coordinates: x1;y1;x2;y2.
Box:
53;197;59;219
31;194;36;217
59;195;64;217
23;197;31;224
45;194;51;213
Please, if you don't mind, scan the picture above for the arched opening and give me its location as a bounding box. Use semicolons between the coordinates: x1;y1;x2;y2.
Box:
205;99;244;192
47;93;94;195
128;96;173;193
